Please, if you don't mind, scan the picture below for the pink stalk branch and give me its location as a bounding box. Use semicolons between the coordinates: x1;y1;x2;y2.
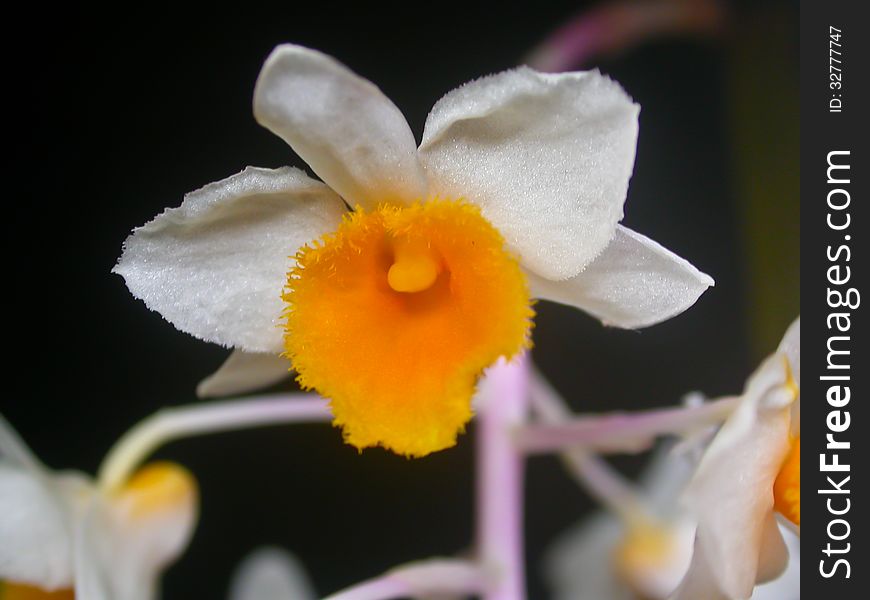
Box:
322;559;486;600
528;370;647;520
516;395;739;455
476;355;530;600
525;0;728;71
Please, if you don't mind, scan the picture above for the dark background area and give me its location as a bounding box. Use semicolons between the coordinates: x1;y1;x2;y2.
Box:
9;2;797;598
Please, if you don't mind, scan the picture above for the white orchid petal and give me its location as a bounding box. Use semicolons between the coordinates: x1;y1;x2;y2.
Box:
0;465;78;589
777;316;801;435
419;67;639;280
670;538;729;600
254;45;427;209
639;444;697;514
682;354;795;599
528;226;713;328
114;167;346;353
751;527;800;599
755;512;788;583
229;547;316;600
111;471;198;586
777;317;800;388
73;500;113;600
545;514;632;600
197;350;292;398
0;414;42;470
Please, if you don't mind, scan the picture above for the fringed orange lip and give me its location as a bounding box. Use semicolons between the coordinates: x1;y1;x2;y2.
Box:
283;199;534;457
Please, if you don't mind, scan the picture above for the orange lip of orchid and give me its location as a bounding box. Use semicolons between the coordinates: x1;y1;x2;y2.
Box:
282;199;534;457
773;435;800;526
0;582;75;600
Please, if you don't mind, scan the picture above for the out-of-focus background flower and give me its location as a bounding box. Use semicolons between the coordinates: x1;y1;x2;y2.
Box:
10;1;797;597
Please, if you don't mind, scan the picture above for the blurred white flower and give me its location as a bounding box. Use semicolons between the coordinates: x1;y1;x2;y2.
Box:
0;416;197;600
546;442;801;600
115;43;712;457
672;317;800;600
228;548;315;600
545;444;696;600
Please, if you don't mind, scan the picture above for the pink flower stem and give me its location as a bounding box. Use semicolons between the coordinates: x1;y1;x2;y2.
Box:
322;559;486;600
515;395;739;455
476;354;530;600
528;368;647;521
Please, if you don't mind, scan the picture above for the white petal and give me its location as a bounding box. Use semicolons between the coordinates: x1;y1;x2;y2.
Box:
106;470;199;599
670;538;729;600
114;167;346;353
777;317;801;435
545;513;632;600
254;44;427;209
754;512;788;583
0;413;41;471
751;527;800;599
639;444;697;514
197;350;292;398
419;67;639;280
680;354;795;599
777;317;800;388
527;226;713;328
229;547;316;600
73;500;113;600
0;466;86;590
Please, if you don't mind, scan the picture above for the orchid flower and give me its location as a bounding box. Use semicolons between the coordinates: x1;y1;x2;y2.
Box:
114;43;712;458
0;416;197;600
671;317;800;600
1;394;332;600
545;442;800;600
545;444;697;600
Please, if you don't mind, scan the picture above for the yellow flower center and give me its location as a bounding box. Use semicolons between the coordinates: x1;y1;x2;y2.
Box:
114;461;198;519
284;199;534;457
614;521;687;600
773;436;800;526
0;583;74;600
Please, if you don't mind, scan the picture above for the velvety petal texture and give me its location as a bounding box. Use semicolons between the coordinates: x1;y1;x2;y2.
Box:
677;354;796;599
197;350;292;398
254;44;427;209
114;167;346;353
527;226;713;328
419;67;639;280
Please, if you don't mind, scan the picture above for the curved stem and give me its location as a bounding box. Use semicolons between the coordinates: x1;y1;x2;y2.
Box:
528;370;646;520
516;395;739;455
322;559;486;600
477;355;529;600
98;393;331;491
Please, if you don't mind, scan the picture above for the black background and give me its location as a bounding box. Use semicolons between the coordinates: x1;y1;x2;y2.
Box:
9;2;799;598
